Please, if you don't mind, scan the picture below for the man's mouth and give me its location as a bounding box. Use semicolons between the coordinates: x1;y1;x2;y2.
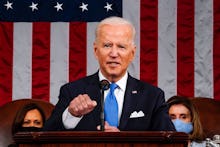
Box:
107;62;119;66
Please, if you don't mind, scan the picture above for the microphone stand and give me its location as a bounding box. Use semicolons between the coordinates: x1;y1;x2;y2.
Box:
100;88;105;131
99;80;110;131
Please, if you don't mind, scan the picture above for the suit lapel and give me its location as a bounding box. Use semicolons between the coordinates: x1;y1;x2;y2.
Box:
119;75;139;130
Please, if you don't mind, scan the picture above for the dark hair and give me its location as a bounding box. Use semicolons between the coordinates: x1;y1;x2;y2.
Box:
167;96;205;141
11;103;46;135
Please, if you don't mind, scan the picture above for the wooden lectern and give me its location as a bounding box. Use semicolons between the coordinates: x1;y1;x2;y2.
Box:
13;131;188;147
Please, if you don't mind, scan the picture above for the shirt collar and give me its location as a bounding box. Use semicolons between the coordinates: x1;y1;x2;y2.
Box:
98;70;128;92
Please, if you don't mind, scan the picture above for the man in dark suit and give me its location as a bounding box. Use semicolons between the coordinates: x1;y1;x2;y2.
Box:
43;16;175;132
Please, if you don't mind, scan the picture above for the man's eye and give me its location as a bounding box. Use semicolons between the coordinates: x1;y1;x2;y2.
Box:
118;45;125;49
104;44;111;48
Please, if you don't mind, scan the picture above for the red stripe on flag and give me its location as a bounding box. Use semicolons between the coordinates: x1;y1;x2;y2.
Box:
0;22;13;106
140;0;158;86
177;0;195;97
32;22;50;101
213;0;220;101
69;22;87;82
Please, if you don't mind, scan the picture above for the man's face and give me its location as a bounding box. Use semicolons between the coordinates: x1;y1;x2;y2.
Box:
94;24;136;82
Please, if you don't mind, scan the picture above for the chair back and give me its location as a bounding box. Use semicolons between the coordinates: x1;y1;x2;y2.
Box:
0;99;54;147
191;97;220;138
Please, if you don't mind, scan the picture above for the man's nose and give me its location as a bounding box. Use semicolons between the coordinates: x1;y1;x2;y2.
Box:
110;46;118;56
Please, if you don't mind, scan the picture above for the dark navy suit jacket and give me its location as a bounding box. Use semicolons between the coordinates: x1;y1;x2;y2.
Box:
43;72;175;131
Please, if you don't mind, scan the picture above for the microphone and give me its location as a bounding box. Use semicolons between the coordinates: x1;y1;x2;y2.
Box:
99;80;110;131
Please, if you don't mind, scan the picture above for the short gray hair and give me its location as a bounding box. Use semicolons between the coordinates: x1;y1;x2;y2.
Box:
95;16;136;45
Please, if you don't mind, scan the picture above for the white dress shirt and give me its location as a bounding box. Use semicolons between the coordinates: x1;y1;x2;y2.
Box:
62;71;128;129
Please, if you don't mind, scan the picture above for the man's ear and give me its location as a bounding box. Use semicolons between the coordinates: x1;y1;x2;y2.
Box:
93;42;98;59
131;45;136;61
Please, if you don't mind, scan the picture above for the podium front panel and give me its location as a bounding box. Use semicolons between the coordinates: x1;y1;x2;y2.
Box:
13;131;188;147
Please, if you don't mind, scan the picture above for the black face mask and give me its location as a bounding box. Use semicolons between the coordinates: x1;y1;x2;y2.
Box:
19;127;42;132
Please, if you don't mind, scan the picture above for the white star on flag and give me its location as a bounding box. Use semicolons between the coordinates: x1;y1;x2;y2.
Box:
54;2;63;12
104;2;112;12
4;1;13;10
79;2;88;12
29;2;38;12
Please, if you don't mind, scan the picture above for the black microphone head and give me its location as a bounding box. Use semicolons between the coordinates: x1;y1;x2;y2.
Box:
100;80;110;90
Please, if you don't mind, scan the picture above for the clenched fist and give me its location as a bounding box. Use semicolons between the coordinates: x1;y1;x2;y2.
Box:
68;94;97;117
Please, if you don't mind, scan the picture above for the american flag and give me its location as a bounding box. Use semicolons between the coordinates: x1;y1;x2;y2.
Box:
0;0;220;106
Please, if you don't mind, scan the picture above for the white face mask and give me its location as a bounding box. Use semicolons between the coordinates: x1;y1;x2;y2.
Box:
172;119;193;134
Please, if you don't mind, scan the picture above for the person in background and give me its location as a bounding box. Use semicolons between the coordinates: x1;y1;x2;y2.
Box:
43;16;175;132
12;103;46;135
167;96;206;147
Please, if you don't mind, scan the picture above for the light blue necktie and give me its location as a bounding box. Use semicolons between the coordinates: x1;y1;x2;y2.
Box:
104;83;118;127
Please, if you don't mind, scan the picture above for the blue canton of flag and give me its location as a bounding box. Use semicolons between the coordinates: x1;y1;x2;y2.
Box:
0;0;122;22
